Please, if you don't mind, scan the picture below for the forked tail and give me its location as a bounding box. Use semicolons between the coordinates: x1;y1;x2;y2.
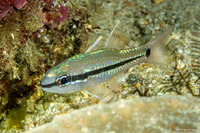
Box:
144;29;171;65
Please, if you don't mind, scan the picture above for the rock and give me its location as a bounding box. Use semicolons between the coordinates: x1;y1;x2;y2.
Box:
25;96;200;133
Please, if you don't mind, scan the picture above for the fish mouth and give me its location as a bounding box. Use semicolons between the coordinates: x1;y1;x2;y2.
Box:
40;76;57;88
40;80;57;88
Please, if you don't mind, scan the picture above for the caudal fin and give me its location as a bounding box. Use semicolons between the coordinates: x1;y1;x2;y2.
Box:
144;29;171;65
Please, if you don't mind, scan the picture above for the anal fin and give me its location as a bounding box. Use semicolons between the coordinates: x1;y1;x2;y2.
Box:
106;74;124;93
84;84;117;103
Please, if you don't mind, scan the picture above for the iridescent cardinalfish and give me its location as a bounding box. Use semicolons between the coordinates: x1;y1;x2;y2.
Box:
40;25;171;102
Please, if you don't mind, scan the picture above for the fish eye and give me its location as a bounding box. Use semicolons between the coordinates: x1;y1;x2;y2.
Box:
56;75;71;87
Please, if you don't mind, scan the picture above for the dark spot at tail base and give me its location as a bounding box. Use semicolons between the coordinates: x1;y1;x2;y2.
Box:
146;48;151;57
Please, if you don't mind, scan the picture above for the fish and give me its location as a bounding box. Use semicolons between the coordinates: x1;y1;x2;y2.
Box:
40;25;171;101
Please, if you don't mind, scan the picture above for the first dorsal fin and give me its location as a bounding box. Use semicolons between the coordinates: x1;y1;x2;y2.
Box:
85;35;103;53
85;22;129;53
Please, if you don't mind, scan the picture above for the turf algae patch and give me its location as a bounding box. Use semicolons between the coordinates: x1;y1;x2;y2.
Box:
0;0;101;131
25;96;200;133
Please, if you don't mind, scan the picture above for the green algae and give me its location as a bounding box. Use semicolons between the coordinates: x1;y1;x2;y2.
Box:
6;105;27;131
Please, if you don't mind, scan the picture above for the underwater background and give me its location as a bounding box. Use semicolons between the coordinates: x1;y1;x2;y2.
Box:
0;0;200;132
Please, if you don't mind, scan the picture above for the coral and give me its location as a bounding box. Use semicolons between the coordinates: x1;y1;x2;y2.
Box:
25;96;200;133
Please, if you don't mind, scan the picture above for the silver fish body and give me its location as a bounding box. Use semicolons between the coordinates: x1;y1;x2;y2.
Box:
40;29;171;94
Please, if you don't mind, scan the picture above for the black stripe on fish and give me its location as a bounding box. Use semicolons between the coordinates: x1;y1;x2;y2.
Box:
71;53;144;82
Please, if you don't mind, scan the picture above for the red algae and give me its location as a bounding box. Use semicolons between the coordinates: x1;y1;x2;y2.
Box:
0;0;26;18
43;0;69;28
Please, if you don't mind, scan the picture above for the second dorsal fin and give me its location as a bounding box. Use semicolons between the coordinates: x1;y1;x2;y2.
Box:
105;21;128;50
